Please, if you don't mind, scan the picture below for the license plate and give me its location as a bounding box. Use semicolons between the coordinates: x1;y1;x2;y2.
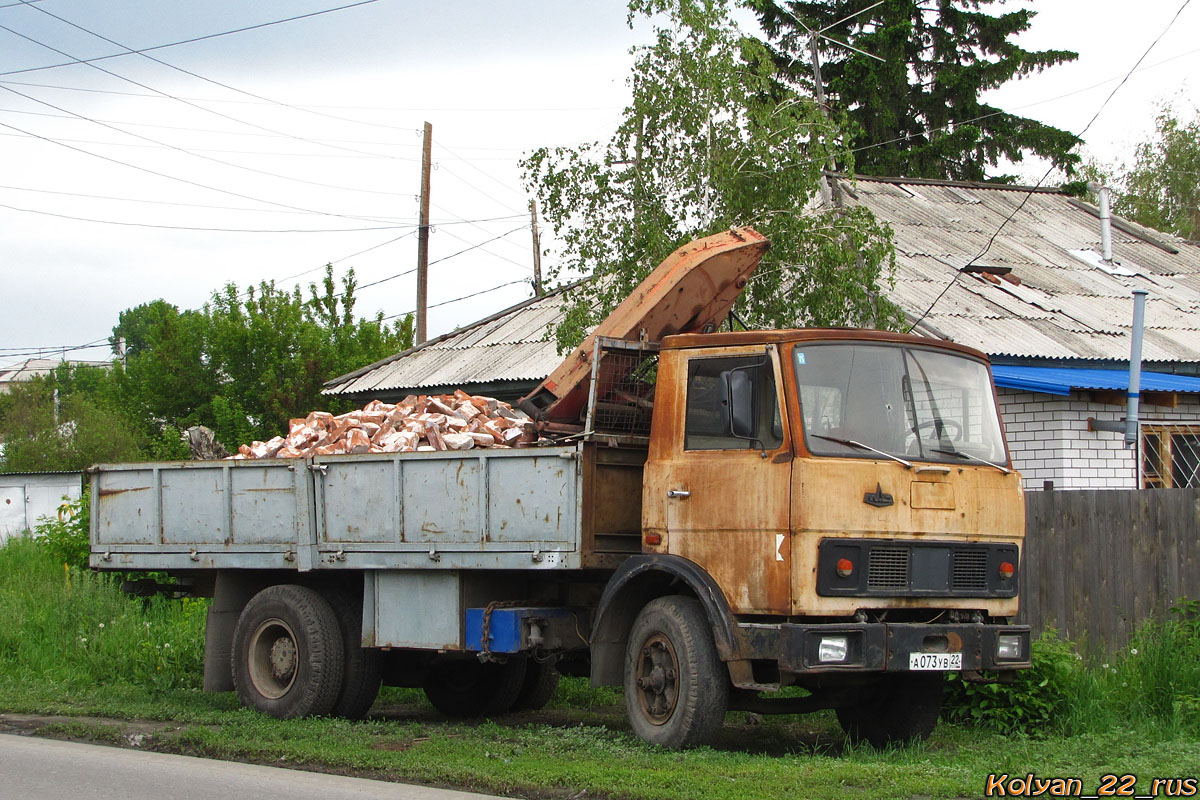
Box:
909;652;962;671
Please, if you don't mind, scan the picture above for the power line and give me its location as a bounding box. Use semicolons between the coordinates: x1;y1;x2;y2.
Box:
0;1;380;77
0;115;401;224
352;224;531;295
7;2;417;156
0;80;408;204
0;200;408;232
906;0;1194;332
380;279;531;322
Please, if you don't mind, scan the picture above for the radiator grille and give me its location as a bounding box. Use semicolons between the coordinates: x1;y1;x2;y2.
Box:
952;549;989;591
867;546;910;589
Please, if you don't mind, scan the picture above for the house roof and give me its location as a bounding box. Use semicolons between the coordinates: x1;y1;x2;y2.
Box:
992;365;1200;396
840;176;1200;363
323;286;569;398
325;176;1200;400
0;357;112;392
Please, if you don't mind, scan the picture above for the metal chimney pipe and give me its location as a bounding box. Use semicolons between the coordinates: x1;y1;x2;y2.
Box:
1125;288;1148;447
1087;181;1114;264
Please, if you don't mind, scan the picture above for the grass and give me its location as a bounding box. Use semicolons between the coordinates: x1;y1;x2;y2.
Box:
3;533;1200;800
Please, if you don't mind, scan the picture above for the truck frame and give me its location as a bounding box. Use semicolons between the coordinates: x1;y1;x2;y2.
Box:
91;228;1030;749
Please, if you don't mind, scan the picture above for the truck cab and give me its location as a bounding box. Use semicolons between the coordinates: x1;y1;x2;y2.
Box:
592;328;1029;747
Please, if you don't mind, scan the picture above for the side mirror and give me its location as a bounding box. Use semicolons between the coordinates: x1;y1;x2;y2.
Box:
725;368;756;439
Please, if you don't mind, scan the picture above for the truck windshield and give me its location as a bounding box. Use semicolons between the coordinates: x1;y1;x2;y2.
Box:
794;343;1008;467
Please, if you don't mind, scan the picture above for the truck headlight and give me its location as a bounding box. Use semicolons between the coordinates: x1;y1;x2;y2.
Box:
996;634;1023;660
818;636;848;663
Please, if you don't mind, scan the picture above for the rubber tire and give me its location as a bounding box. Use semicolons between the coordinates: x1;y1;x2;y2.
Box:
511;658;560;712
232;584;345;719
624;596;729;749
423;658;527;718
325;590;382;720
836;673;944;748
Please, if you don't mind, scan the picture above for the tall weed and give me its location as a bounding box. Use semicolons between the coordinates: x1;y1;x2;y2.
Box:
0;537;205;693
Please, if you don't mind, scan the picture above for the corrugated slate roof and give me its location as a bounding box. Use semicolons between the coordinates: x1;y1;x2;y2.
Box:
842;176;1200;362
326;177;1200;399
324;288;568;397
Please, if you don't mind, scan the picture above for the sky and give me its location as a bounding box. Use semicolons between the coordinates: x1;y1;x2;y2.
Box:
0;0;1196;370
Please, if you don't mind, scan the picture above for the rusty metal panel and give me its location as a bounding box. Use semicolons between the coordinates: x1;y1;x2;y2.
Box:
644;344;793;615
93;467;157;545
318;458;399;544
402;457;482;545
486;453;575;544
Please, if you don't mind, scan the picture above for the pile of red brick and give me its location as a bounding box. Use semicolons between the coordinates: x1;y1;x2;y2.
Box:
232;392;538;459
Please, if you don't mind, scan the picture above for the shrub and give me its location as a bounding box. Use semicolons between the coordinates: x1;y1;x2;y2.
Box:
31;489;91;571
942;630;1087;736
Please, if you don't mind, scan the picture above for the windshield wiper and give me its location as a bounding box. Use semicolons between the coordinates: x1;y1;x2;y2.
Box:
928;447;1011;474
811;434;913;469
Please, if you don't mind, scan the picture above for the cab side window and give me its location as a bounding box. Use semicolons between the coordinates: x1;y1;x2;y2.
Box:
684;355;783;451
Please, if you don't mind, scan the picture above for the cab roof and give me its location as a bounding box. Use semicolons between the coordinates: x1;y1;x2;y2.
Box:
660;328;991;363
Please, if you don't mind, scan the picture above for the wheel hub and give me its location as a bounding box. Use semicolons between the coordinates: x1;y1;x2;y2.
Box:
634;634;679;725
269;636;297;681
248;617;299;700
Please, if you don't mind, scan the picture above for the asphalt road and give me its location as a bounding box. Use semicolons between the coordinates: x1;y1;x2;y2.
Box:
0;734;511;800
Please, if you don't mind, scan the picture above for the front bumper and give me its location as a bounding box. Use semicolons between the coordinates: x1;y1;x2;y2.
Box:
735;622;1032;674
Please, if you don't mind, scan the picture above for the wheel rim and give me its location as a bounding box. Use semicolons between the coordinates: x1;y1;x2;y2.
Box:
634;633;679;725
248;617;299;700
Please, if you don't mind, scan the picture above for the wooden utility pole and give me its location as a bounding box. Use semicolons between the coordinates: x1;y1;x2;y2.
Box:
808;36;842;207
529;199;543;296
416;121;432;344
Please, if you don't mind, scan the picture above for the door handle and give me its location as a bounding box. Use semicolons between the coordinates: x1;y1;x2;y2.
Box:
667;489;691;498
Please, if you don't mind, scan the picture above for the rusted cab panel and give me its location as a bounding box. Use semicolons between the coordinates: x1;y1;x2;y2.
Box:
643;328;1025;621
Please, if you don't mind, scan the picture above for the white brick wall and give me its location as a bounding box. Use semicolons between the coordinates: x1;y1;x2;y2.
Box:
997;388;1200;490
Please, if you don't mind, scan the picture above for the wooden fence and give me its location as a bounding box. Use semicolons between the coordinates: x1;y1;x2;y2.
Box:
1019;488;1200;651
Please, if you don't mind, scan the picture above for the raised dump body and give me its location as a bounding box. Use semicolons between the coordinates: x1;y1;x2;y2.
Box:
91;443;645;574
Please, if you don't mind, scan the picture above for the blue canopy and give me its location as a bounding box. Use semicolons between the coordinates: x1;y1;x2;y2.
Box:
990;366;1200;396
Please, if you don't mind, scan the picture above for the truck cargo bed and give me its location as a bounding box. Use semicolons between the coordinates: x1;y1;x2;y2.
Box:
91;443;644;573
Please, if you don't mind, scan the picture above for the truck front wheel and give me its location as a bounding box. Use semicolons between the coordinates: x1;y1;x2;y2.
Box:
232;584;345;719
624;596;728;749
836;673;944;748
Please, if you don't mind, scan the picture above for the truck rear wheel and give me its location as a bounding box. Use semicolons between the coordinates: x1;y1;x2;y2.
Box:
624;596;728;749
511;658;560;712
325;590;382;720
232;584;345;719
836;673;944;748
423;658;527;718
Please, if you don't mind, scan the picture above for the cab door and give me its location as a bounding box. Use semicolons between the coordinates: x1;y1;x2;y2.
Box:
651;345;792;614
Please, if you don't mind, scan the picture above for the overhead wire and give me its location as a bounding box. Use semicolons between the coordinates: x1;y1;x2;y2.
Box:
0;114;405;225
0;0;381;78
0;78;409;204
6;1;419;155
906;0;1195;333
380;279;531;323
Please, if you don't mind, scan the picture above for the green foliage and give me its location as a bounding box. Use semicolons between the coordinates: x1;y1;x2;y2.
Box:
754;0;1080;181
1105;599;1200;731
1105;104;1200;241
111;264;414;449
943;630;1086;736
523;0;902;352
0;537;206;693
30;489;91;571
0;367;143;472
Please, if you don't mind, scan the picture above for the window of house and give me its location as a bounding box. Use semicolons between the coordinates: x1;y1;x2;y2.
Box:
684;355;783;451
1142;424;1200;488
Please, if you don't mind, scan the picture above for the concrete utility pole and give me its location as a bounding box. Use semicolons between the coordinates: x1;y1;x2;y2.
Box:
416;121;432;345
529;199;543;296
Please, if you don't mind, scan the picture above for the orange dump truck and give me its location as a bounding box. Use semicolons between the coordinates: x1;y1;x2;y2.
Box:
91;227;1029;749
